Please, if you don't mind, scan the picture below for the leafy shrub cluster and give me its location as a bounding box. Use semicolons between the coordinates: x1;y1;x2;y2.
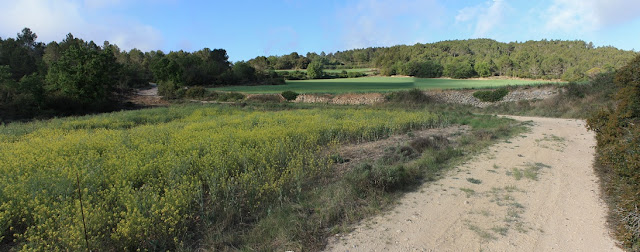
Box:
473;87;509;102
0;106;442;251
385;88;431;104
245;94;284;103
160;84;246;102
281;90;299;101
587;54;640;250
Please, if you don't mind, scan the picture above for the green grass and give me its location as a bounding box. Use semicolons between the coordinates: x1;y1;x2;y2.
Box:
275;68;376;74
211;77;561;94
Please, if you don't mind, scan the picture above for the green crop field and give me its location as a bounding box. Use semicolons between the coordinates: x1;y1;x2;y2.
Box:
275;68;376;74
212;77;561;94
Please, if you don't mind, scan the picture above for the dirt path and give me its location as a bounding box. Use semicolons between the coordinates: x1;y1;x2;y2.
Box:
325;116;621;252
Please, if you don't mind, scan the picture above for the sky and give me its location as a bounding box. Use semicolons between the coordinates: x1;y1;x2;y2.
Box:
1;0;639;62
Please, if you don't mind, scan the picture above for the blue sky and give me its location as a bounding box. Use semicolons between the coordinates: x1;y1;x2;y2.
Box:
1;0;639;62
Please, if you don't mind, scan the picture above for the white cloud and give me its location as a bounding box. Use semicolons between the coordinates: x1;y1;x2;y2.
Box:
84;0;123;9
0;0;163;51
335;0;446;49
455;0;511;38
544;0;640;32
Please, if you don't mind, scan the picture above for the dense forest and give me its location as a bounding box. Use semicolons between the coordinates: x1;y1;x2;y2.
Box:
0;28;281;121
249;39;637;80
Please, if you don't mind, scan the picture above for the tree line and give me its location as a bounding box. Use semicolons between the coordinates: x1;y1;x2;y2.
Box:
248;39;637;80
0;28;282;121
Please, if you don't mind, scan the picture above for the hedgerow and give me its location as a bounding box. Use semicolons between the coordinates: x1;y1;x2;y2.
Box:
587;54;640;250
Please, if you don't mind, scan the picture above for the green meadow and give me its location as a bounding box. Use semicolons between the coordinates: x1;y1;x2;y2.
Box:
212;77;561;94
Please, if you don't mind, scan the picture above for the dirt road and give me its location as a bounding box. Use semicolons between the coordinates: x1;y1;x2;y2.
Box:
325;116;621;252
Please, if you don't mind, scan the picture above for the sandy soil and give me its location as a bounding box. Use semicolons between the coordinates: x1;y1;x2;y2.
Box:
325;116;621;252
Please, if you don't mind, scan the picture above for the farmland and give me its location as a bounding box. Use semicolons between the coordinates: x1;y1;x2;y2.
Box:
0;104;454;250
275;68;377;75
211;77;561;94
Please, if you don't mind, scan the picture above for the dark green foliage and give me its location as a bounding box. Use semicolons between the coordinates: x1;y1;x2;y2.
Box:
473;88;509;102
281;90;299;101
385;88;430;104
185;86;209;99
232;61;256;83
157;80;184;99
444;59;476;78
564;82;585;98
278;70;307;80
245;94;283;103
45;45;120;109
306;60;324;79
474;61;493;77
216;92;245;102
587;54;640;250
399;60;443;78
329;154;349;164
467;178;482;184
250;39;635;81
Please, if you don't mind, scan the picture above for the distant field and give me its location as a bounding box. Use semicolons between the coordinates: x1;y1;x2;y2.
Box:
212;77;562;94
275;68;376;74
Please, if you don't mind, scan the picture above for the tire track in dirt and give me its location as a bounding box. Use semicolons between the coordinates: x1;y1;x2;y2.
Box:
325;116;621;252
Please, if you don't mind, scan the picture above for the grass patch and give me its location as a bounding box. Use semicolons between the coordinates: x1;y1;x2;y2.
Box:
467;223;497;241
467;178;482;184
508;168;524;180
491;226;509;236
510;162;552;181
460;188;476;198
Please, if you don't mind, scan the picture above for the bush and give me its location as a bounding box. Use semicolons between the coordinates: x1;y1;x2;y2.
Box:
385;88;430;104
281;91;299;101
185;86;209;99
217;92;245;102
158;80;185;99
346;163;412;192
587;54;640;250
245;94;283;103
564;82;585;98
409;135;450;152
473;87;509;102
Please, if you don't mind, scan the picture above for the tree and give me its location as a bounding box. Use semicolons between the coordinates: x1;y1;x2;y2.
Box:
45;45;120;108
474;61;492;77
444;59;476;79
306;60;324;79
232;61;256;83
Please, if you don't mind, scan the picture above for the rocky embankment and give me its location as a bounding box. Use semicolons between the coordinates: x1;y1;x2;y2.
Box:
426;86;559;108
294;86;560;107
295;93;385;105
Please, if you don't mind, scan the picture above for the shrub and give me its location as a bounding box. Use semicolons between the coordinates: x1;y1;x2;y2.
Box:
385;88;430;104
473;87;509;102
185;86;209;99
217;92;245;102
158;80;185;99
346;163;412;192
347;72;365;78
564;82;585;98
245;94;283;103
409;135;450;152
380;145;419;165
587;54;640;250
281;91;299;101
